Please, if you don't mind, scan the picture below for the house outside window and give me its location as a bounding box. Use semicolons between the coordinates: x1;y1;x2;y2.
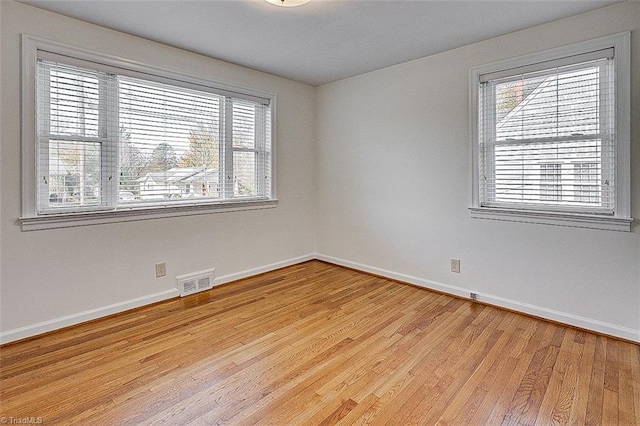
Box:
469;32;631;231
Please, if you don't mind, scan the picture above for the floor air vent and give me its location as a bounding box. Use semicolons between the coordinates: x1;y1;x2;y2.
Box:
176;268;215;297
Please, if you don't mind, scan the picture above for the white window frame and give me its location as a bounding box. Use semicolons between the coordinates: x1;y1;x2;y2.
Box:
21;35;278;231
469;32;631;232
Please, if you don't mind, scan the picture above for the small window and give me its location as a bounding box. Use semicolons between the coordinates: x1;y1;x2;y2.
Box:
470;33;631;231
540;163;562;202
573;162;599;204
21;36;276;230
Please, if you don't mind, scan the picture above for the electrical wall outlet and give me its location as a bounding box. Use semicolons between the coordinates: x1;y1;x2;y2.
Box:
450;258;461;273
155;262;166;278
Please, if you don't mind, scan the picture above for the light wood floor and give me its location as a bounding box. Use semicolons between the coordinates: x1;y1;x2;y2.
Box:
1;261;638;425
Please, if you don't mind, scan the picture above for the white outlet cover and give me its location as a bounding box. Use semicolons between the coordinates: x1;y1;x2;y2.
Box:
155;263;166;278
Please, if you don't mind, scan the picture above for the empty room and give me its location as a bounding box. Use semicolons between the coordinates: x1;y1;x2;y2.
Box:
1;0;639;424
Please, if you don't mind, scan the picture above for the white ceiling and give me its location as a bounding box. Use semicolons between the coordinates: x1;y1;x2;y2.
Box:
21;0;620;86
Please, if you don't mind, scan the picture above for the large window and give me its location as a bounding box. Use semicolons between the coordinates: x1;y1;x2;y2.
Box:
21;36;275;230
470;33;631;231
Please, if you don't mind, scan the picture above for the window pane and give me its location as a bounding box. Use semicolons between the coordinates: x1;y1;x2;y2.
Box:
118;77;222;202
41;62;101;139
495;65;602;141
489;139;609;207
232;100;256;149
234;151;256;197
45;140;101;209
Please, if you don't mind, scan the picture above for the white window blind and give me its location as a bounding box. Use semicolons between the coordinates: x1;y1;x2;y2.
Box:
37;60;117;213
35;57;272;215
478;54;615;214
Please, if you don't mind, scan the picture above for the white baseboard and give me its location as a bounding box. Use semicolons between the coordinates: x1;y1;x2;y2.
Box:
0;253;316;345
0;289;179;345
214;254;316;286
3;252;637;344
316;253;640;343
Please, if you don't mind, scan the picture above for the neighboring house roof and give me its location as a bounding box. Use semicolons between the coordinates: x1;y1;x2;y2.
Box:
496;69;599;140
182;169;219;183
496;79;552;135
137;168;218;183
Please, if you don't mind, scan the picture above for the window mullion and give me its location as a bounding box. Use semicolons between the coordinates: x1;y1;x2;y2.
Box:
218;98;225;200
255;105;266;197
490;133;604;146
223;97;234;199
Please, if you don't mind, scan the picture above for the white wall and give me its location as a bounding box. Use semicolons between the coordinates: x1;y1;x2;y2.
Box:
316;1;640;341
0;1;316;342
2;1;638;344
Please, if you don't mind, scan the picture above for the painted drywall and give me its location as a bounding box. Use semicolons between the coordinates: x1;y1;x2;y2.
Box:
316;1;640;341
0;1;316;342
1;0;638;344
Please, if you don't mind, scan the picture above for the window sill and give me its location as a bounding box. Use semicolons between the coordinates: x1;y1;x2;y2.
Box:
20;199;278;231
469;207;632;232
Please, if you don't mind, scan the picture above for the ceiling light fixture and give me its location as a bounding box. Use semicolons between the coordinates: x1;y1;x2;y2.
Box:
264;0;311;7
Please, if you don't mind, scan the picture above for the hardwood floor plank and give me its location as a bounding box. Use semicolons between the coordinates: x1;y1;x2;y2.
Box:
443;317;520;424
602;388;619;425
585;335;606;425
1;260;637;425
626;343;640;424
547;329;584;425
618;343;638;425
569;331;597;425
465;355;520;425
334;393;379;426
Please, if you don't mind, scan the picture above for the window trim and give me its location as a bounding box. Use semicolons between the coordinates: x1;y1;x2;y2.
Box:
20;34;278;231
469;32;631;232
